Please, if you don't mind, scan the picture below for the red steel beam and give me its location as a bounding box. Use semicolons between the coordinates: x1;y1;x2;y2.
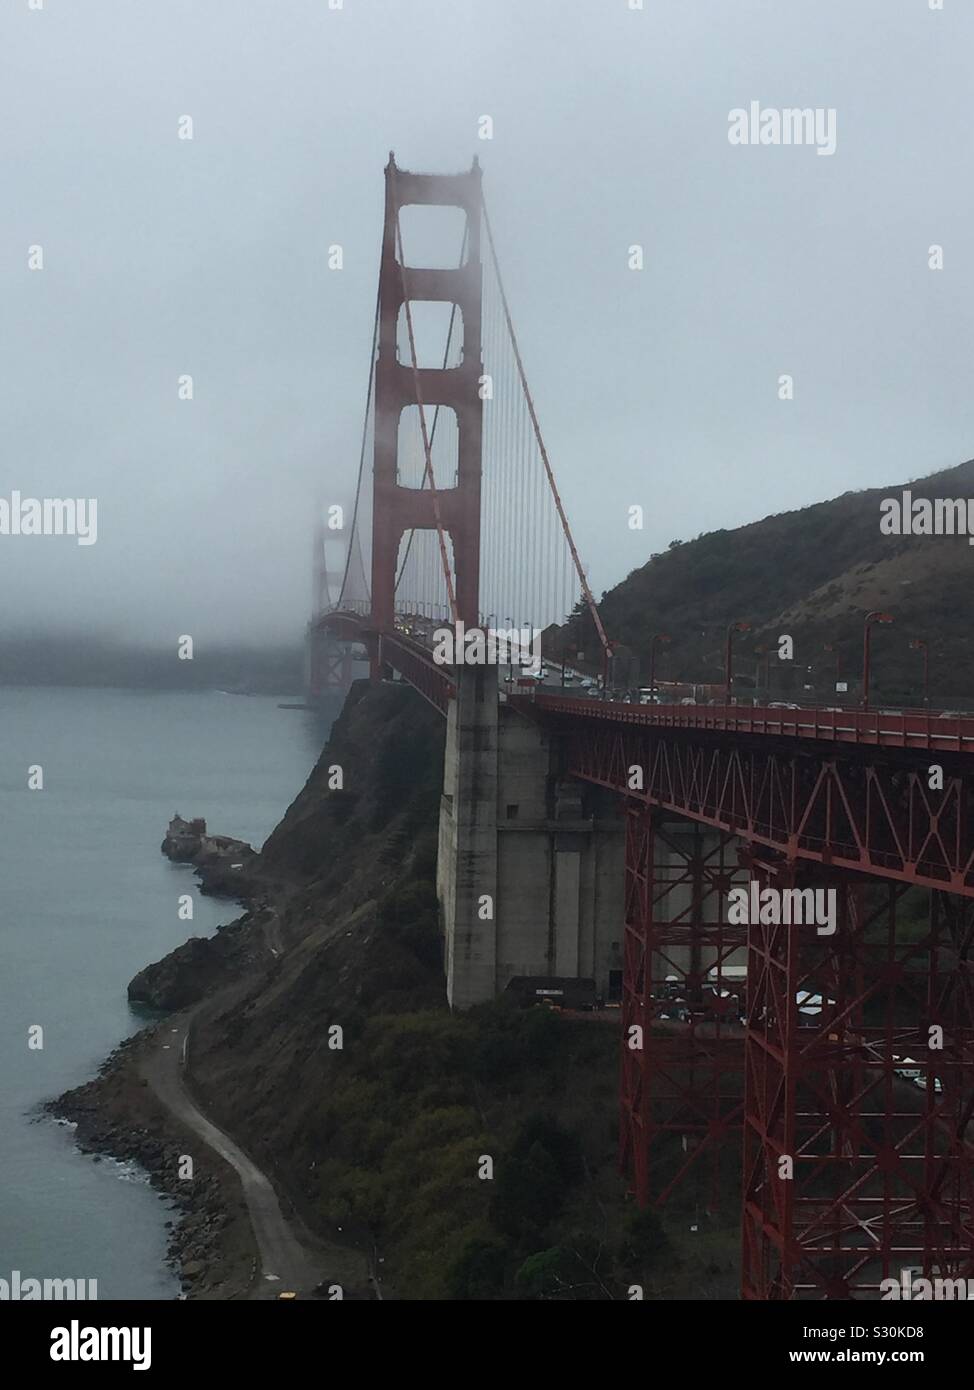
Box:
525;692;974;757
742;872;974;1299
374;629;455;716
620;809;749;1211
527;715;974;897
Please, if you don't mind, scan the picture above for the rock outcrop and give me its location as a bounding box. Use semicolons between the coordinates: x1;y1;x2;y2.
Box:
128;936;228;1010
162;813;256;877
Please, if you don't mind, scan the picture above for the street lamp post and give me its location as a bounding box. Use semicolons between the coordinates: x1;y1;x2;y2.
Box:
725;621;751;704
910;637;929;708
649;633;671;701
601;640;614;696
861;611;893;712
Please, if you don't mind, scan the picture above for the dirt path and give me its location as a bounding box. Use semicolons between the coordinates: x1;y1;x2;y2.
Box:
141;1011;335;1299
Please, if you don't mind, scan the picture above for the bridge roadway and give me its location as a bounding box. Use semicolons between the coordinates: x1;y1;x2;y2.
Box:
350;609;974;754
327;615;974;892
517;690;974;755
514;689;974;897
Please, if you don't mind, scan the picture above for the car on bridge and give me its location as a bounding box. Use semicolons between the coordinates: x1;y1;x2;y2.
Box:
913;1073;944;1094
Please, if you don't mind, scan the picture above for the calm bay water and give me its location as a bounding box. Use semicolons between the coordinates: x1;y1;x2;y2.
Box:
0;687;325;1299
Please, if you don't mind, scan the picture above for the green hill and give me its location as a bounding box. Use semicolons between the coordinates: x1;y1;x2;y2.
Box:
571;456;974;709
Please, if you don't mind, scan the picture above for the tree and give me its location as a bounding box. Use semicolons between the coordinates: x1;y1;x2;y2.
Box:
446;1235;510;1299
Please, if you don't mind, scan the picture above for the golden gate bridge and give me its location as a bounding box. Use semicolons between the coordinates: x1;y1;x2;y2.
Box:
308;154;974;1300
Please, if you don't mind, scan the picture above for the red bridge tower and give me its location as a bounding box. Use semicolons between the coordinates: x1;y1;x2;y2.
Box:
371;154;484;639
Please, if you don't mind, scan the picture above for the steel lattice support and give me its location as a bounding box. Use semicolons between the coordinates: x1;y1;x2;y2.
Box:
552;719;974;895
307;632;355;700
308;610;371;701
620;803;750;1211
741;868;974;1299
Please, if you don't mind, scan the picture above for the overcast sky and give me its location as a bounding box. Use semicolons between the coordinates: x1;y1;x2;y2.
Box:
2;0;972;645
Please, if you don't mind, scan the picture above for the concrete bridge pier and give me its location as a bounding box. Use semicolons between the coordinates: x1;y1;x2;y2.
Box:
437;667;625;1009
437;664;499;1009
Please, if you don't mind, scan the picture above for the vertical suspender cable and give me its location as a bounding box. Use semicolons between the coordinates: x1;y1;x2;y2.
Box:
482;198;612;663
337;261;381;609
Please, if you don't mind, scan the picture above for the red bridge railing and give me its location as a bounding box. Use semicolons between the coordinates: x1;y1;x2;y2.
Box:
519;692;974;756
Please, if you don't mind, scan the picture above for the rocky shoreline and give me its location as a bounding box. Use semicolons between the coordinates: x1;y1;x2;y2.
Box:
46;817;274;1299
47;1028;256;1299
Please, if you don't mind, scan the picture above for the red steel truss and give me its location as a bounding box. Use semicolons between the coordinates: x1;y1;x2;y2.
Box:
308;609;370;702
541;712;974;1297
307;632;354;700
620;809;748;1211
313;645;354;700
550;717;974;896
741;866;974;1299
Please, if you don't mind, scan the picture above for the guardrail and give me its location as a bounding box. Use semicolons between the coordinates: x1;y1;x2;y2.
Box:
376;630;455;715
519;692;974;755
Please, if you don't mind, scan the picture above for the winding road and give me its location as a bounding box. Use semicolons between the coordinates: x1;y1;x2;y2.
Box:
143;1010;327;1299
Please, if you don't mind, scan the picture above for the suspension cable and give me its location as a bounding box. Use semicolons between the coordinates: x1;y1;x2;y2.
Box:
482;198;611;660
337;261;380;609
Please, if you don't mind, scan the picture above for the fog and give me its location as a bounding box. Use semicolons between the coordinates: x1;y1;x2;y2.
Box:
2;0;972;646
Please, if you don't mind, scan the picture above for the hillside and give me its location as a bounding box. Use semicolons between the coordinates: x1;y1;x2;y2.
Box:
575;456;974;708
184;682;739;1297
58;680;740;1300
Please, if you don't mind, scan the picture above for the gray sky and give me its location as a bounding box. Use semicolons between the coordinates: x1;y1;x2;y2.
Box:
3;0;972;645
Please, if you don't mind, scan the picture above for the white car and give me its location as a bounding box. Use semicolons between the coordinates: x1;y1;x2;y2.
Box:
796;990;836;1017
912;1074;944;1094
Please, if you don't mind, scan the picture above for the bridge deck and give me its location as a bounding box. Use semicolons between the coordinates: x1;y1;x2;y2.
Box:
519;692;974;757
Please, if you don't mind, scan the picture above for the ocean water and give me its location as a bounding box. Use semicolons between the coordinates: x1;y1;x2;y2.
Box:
0;687;325;1300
